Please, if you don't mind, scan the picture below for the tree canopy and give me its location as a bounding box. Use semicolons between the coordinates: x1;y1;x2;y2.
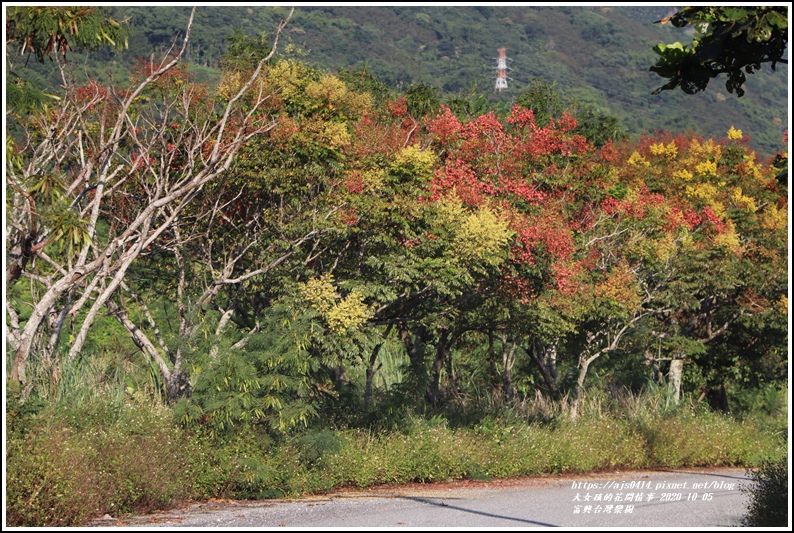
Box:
650;6;789;97
6;6;130;62
5;6;788;434
5;6;131;114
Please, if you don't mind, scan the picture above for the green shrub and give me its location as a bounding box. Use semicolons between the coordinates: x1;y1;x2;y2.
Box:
741;455;789;527
6;397;195;526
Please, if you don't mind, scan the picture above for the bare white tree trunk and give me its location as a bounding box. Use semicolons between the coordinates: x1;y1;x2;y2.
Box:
7;7;295;386
668;357;684;404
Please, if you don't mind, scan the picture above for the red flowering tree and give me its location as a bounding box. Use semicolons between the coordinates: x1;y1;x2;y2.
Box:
419;104;596;404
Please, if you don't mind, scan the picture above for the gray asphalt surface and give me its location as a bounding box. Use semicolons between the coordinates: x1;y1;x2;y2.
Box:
92;468;753;528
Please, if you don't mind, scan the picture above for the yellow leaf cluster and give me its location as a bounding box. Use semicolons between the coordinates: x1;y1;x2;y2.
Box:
222;58;308;102
623;185;640;204
741;154;767;184
695;160;718;177
436;193;466;226
727;126;743;140
712;220;742;252
730;187;757;212
685;182;719;202
679;234;696;252
594;261;642;311
325;292;370;334
304;74;347;102
301;273;336;313
322;122;352;148
649;141;678;160
683;182;727;217
453;206;513;265
677;139;723;181
301;274;370;334
686;138;722;161
267;59;308;98
360;169;386;192
394;144;438;173
653;233;678;264
627;151;650;167
760;204;788;231
303;74;373;115
296;118;351;149
217;71;243;100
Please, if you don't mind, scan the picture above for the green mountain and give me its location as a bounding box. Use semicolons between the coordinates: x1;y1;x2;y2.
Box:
279;5;787;157
20;5;789;157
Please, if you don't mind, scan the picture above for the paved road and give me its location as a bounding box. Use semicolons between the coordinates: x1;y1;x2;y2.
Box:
96;468;752;528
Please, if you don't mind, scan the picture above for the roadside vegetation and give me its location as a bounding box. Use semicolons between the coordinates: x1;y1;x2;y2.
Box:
741;453;789;527
7;380;787;526
5;6;788;527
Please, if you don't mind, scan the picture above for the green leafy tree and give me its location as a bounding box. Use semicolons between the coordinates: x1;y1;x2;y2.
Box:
650;6;788;97
515;78;625;147
173;307;323;437
514;77;564;127
6;6;129;62
5;6;130;114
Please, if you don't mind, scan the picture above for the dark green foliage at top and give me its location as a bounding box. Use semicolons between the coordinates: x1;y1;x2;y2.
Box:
514;77;626;147
6;69;59;116
5;6;130;115
222;28;277;72
6;6;130;62
515;77;564;127
651;7;788;97
336;65;393;107
405;82;442;118
741;455;789;527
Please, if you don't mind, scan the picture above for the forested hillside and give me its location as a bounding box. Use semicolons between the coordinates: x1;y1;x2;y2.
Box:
6;6;788;527
15;5;789;157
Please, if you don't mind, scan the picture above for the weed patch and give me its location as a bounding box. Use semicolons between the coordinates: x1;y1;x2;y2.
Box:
6;393;785;526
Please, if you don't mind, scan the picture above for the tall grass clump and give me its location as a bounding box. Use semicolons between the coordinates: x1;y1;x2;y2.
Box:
315;415;647;488
638;409;777;467
6;391;196;526
306;387;784;492
581;384;786;468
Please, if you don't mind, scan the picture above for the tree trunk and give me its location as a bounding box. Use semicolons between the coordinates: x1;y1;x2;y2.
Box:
705;384;729;413
502;337;517;403
166;368;190;400
402;324;428;370
11;264;99;382
401;325;435;403
570;356;593;420
364;324;392;406
669;357;684;404
526;339;559;395
105;298;172;383
427;329;449;408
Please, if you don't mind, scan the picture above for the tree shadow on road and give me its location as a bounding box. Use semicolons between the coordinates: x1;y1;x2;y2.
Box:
400;496;559;527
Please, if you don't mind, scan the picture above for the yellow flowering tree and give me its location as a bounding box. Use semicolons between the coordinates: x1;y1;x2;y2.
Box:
609;128;788;405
